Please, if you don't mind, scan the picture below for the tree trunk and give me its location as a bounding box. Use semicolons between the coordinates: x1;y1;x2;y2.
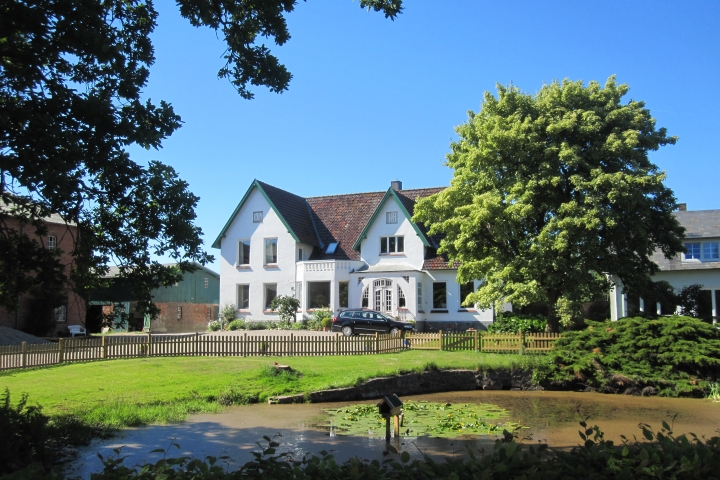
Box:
546;290;561;333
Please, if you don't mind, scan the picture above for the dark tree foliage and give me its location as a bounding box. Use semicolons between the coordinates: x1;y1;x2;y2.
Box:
0;0;403;319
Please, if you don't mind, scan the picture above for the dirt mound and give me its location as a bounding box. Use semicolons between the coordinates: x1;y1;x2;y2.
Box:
0;326;52;346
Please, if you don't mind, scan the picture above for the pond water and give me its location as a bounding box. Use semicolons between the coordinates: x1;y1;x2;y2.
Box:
68;391;720;478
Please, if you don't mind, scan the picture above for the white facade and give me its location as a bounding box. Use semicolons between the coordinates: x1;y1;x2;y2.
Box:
214;181;496;327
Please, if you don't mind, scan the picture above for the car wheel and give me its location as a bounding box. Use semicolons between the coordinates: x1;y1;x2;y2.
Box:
341;326;353;336
390;328;400;336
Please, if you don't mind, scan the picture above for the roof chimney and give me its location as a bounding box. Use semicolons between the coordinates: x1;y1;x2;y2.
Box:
391;180;402;191
677;203;687;212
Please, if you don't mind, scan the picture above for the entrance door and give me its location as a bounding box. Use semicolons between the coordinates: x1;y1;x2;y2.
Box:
373;279;393;314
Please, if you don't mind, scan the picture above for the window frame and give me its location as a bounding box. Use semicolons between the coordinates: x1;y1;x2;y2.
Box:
238;239;251;266
264;238;278;265
683;241;719;262
237;284;250;310
263;283;277;310
386;211;398;224
253;211;263;223
380;236;405;255
339;281;349;308
48;235;57;250
432;282;447;311
459;281;474;311
417;282;424;313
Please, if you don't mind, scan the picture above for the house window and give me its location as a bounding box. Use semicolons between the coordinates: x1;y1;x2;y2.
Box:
238;240;250;265
308;282;330;309
339;282;349;308
237;284;249;309
48;235;57;250
53;297;67;323
386;211;398;224
380;236;404;254
460;282;474;309
398;285;406;308
203;277;209;288
264;283;277;310
362;286;369;308
177;306;182;319
298;248;303;261
417;283;423;312
684;241;719;261
253;211;263;223
264;238;278;264
432;282;447;310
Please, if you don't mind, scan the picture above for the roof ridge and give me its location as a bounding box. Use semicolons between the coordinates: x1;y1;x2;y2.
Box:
306;186;444;200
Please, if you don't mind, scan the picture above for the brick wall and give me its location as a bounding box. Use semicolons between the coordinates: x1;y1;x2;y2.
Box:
150;302;218;333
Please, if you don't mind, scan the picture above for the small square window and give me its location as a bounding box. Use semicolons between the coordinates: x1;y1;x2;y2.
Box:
325;242;338;254
386;211;398;224
253;211;263;223
684;242;701;260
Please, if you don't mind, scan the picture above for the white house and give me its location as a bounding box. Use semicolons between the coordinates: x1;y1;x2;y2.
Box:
212;180;497;329
609;206;720;323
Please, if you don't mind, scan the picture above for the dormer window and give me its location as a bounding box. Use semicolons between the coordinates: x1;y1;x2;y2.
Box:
325;242;338;254
380;236;404;254
683;241;719;261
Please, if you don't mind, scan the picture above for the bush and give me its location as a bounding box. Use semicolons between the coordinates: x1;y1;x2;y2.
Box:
219;303;237;322
488;311;547;333
312;309;333;329
549;315;720;395
0;389;50;476
244;321;269;330
228;319;245;331
207;320;223;332
88;420;720;480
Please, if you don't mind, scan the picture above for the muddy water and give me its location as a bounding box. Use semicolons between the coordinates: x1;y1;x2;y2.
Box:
68;391;720;478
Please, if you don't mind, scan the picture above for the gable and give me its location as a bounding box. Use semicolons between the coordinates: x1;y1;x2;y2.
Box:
212;180;319;249
351;188;434;251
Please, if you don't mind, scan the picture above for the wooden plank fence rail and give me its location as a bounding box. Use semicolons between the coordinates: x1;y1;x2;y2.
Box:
0;331;560;370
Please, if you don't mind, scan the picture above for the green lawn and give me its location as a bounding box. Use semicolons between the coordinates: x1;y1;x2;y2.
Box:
0;350;543;428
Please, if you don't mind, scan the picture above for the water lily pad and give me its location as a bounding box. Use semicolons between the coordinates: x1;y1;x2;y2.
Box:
323;401;525;439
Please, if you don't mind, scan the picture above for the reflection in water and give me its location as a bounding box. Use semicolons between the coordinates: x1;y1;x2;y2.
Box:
68;391;720;479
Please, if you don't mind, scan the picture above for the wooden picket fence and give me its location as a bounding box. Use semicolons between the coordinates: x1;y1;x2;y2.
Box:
0;330;561;370
405;330;560;354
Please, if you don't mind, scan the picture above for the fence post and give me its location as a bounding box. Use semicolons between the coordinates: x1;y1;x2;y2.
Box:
375;332;379;354
474;330;479;352
290;333;294;356
194;332;199;356
438;330;443;351
147;332;152;357
58;338;64;364
21;341;27;367
101;335;107;359
519;329;525;355
243;332;247;357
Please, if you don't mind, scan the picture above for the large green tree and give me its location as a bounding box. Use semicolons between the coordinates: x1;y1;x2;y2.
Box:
414;77;684;332
0;0;403;320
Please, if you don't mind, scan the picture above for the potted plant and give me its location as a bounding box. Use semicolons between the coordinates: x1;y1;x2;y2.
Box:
321;315;333;332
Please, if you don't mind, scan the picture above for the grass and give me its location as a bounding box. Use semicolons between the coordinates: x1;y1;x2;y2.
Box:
0;350;541;430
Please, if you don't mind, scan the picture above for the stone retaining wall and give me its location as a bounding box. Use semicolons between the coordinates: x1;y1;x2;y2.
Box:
269;369;542;404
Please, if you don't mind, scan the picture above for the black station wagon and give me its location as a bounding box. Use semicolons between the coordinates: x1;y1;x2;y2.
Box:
331;308;415;336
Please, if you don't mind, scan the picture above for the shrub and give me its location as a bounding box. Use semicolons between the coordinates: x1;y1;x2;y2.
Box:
0;389;50;476
312;308;333;329
244;321;269;330
549;315;720;395
228;319;245;331
488;311;547;333
207;320;223;332
219;303;237;322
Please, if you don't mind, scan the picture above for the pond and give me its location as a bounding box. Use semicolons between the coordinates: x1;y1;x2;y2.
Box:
67;391;720;478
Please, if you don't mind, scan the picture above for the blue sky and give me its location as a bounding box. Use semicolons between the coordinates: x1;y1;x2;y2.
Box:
128;0;720;272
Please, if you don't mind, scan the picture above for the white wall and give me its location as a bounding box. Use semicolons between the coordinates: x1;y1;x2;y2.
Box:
218;188;297;320
358;197;425;270
418;269;494;323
